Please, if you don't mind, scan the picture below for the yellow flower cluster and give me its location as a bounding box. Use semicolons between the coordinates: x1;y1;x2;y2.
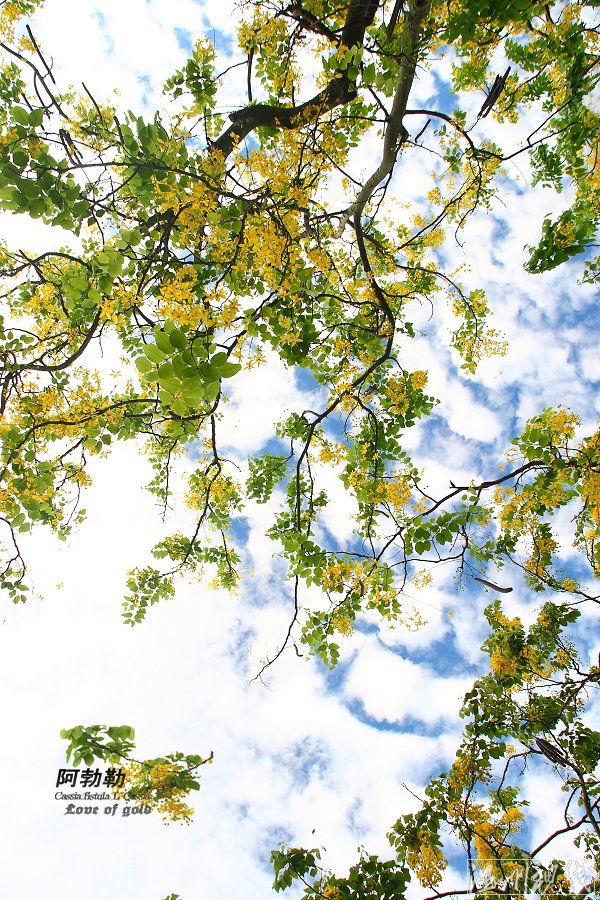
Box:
451;289;508;370
113;761;194;824
472;805;524;874
494;486;541;534
553;218;578;248
331;611;354;636
168;179;219;239
521;643;558;681
322;886;342;900
411;569;432;588
555;648;572;668
158;265;202;326
448;750;492;792
186;471;240;514
238;10;299;94
322;560;361;592
401;607;427;631
385;476;412;512
183;470;242;570
99;295;126;327
406;831;447;887
237;10;285;53
524;531;558;583
412;213;445;249
67;94;116;152
321;558;402;624
0;1;30;40
409;370;428;390
457;327;508;370
494;610;517;629
318;441;347;466
217;211;299;297
488;609;524;679
368;583;401;617
332;337;354;358
488;605;569;684
17;35;36;55
234;342;265;370
543;873;572;897
25;282;67;339
386;377;410;415
489;648;520;679
0;126;19;150
581;468;600;526
546;407;580;442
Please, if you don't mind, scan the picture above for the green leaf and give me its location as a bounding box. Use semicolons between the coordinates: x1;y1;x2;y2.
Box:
154;329;173;355
169;327;188;350
135;356;154;374
29;108;45;127
144;344;165;363
11;106;29;125
218;362;241;378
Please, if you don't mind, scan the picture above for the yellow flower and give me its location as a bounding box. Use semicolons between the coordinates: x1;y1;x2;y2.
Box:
409;370;428;390
322;886;342;900
406;831;447;887
331;612;354;636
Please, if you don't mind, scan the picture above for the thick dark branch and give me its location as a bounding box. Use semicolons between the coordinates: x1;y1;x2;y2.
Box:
27;311;101;372
246;47;254;103
0;38;67;117
25;25;55;84
282;3;339;42
214;77;354;158
212;0;381;158
336;0;432;233
574;767;600;840
529;809;590;858
386;0;404;36
340;0;379;46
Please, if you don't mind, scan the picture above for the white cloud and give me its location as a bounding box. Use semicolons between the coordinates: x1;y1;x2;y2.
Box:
219;350;321;454
344;636;471;727
31;0;228;116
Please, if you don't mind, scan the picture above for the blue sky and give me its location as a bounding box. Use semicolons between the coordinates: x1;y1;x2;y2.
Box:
0;2;598;899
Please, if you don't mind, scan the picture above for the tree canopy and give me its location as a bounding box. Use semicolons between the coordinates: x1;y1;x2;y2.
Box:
1;0;600;895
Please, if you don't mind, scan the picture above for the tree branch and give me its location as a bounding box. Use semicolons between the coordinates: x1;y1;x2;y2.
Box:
336;0;432;234
212;0;381;158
